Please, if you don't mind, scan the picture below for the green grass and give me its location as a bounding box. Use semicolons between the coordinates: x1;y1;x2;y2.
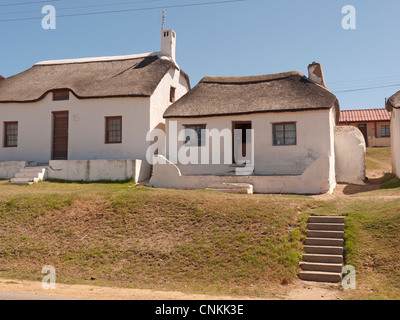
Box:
381;174;400;189
1;146;400;299
0;181;316;297
366;147;391;171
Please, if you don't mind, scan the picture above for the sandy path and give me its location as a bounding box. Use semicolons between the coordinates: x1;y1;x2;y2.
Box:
0;277;343;300
0;278;260;300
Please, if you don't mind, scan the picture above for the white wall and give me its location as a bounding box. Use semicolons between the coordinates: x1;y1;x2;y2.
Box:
150;68;190;130
0;93;151;163
334;126;366;185
150;155;333;195
47;159;151;182
0;161;27;179
391;109;400;177
164;109;335;177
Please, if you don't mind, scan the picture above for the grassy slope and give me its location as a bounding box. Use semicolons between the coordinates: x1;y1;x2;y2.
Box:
0;181;315;297
1;146;400;299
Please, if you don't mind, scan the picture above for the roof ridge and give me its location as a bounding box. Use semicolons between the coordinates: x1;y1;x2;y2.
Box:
34;52;161;66
200;71;304;84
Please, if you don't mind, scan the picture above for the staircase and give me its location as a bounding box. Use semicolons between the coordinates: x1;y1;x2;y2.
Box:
299;216;345;283
9;166;48;185
207;182;253;194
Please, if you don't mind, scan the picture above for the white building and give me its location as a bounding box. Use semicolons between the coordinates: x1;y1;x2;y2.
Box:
150;63;366;194
0;30;190;182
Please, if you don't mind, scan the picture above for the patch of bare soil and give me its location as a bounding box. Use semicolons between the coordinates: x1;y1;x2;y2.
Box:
312;169;398;201
0;277;343;300
284;279;342;300
0;278;261;300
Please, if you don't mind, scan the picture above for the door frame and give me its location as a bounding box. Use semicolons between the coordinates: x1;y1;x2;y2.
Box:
51;111;69;160
232;121;252;164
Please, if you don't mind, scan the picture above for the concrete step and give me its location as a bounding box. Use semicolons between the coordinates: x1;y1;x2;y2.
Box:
15;172;40;179
308;223;345;231
307;230;344;239
299;271;342;283
308;216;345;224
303;253;343;264
305;237;344;246
20;167;46;173
299;262;343;273
9;178;34;185
207;183;253;194
305;245;343;255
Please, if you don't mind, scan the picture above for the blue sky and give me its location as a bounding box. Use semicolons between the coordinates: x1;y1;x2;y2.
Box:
1;0;399;110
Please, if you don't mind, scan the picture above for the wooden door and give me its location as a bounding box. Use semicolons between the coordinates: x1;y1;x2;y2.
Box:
52;111;69;160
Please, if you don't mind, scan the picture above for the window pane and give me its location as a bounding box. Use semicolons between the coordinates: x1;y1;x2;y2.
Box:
285;123;296;132
185;126;206;147
5;122;18;147
106;117;122;143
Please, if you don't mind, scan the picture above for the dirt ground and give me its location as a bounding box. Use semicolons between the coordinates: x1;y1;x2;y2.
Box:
0;277;342;300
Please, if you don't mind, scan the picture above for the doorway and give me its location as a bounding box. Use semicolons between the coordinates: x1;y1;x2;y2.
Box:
52;111;69;160
358;124;368;147
232;121;252;164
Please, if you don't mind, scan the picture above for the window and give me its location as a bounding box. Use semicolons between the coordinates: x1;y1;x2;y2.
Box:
381;125;390;138
105;116;122;144
170;86;176;103
273;122;296;146
53;90;69;101
184;125;206;147
4;122;18;148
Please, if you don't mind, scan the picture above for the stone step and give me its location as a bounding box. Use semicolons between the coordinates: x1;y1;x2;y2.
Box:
299;262;343;273
305;237;344;246
207;183;253;194
207;188;253;194
9;178;34;185
307;230;344;239
299;271;342;283
15;172;40;179
20;167;46;174
308;216;345;224
308;223;345;231
305;245;344;255
303;254;343;264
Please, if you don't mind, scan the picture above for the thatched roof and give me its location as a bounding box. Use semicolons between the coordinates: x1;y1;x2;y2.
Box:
0;53;188;103
164;71;339;119
386;90;400;111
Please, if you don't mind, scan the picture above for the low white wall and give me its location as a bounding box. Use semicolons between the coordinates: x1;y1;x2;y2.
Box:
334;126;366;185
0;161;27;179
47;159;151;182
150;155;335;195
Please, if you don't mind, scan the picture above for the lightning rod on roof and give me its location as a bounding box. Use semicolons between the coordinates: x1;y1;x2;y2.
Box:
161;10;166;30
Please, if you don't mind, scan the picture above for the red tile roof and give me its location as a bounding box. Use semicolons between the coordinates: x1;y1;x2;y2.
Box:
339;108;391;123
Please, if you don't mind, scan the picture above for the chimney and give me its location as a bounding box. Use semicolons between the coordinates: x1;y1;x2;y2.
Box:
161;29;176;62
308;62;326;87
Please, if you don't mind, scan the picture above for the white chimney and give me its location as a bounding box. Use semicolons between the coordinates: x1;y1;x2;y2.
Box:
308;62;326;87
161;29;176;62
